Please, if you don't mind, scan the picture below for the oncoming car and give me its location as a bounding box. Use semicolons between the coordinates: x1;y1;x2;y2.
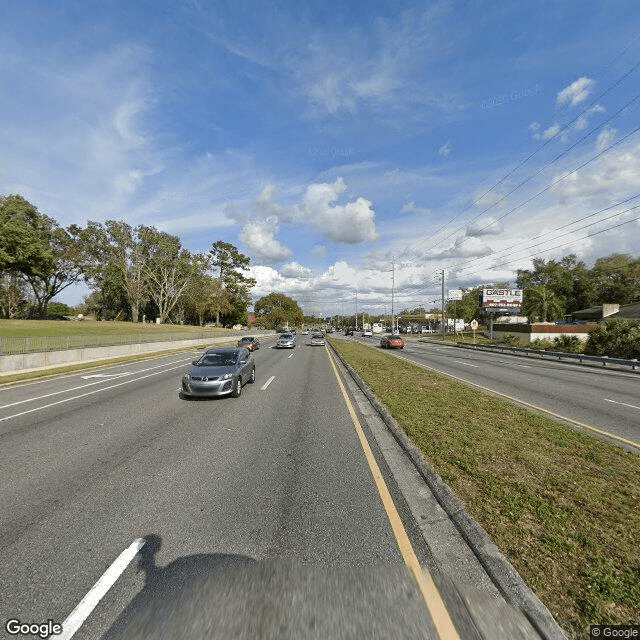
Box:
236;336;260;351
310;332;325;346
380;334;404;349
181;347;255;398
275;332;295;348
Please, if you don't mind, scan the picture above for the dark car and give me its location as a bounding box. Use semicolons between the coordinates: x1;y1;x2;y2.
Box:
380;334;404;349
236;336;260;351
181;347;255;398
344;327;354;336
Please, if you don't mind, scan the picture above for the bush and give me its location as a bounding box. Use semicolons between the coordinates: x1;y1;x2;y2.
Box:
529;338;554;351
585;318;640;360
553;335;584;354
499;335;522;347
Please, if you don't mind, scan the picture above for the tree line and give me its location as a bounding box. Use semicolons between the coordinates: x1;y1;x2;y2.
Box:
0;195;256;325
445;253;640;323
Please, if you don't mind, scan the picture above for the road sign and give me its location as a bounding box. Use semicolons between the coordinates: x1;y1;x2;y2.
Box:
470;319;478;329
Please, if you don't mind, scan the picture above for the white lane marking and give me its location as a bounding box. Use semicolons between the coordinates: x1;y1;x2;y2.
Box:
60;538;145;639
288;353;294;359
0;359;193;411
604;398;640;410
261;376;275;390
80;373;127;379
454;360;479;368
0;362;188;423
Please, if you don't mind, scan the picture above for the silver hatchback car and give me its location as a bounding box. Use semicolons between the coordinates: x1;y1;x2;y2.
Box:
181;347;255;398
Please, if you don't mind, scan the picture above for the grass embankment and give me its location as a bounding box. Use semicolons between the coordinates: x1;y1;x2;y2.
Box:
0;320;238;384
329;338;639;637
0;319;228;337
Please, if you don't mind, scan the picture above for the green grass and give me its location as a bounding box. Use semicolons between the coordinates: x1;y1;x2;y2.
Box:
329;338;640;637
0;319;229;337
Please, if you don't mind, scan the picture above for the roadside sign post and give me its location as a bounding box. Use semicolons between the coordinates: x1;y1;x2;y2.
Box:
470;319;478;343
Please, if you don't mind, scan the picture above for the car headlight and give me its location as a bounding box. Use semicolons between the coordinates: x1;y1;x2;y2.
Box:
221;372;233;380
183;373;191;381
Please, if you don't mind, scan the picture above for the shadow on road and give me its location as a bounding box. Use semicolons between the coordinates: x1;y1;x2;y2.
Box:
100;533;442;640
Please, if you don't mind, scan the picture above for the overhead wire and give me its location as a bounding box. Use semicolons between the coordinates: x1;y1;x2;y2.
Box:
411;55;640;253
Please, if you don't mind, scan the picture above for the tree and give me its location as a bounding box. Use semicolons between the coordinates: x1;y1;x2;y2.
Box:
0;195;56;279
446;286;483;323
138;227;200;324
0;197;88;318
516;255;596;314
590;254;640;305
179;272;233;326
78;220;149;322
254;292;304;329
585;318;640;360
523;285;564;322
209;241;256;325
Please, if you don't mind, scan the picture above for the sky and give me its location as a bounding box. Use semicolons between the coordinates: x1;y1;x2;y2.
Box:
2;0;640;318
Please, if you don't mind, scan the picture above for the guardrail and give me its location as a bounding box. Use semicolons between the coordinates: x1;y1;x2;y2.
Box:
456;343;640;371
0;331;227;356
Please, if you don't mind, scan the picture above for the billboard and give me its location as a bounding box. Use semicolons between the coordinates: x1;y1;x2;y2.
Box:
448;289;463;301
482;288;523;309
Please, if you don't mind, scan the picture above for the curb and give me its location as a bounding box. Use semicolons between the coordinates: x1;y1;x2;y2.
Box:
328;342;569;640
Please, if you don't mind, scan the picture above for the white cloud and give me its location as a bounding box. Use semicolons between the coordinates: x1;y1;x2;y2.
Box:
466;217;503;236
239;218;293;262
302;178;379;244
442;235;493;259
556;76;595;107
596;126;617;151
531;122;561;141
280;262;314;278
438;139;453;157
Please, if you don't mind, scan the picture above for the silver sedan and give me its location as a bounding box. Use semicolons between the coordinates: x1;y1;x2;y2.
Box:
181;347;255;398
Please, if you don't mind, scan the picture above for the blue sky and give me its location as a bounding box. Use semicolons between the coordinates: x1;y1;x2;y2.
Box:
2;0;640;317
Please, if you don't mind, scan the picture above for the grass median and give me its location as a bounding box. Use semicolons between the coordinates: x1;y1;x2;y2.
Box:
329;338;639;638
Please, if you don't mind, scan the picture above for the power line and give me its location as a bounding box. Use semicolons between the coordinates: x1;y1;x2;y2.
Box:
463;214;640;274
447;192;640;273
409;56;640;252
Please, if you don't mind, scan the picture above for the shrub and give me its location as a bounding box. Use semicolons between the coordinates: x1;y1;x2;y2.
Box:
553;335;584;354
585;318;640;360
529;338;554;351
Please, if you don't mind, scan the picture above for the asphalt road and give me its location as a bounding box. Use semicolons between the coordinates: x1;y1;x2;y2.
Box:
0;338;471;639
345;334;640;451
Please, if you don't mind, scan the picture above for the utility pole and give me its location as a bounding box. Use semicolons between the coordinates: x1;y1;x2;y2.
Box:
441;269;446;341
391;256;395;333
355;290;358;331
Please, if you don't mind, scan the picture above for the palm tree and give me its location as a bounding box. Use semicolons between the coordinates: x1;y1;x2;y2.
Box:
524;285;564;322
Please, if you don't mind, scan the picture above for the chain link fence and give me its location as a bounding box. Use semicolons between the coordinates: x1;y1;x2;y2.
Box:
0;331;226;356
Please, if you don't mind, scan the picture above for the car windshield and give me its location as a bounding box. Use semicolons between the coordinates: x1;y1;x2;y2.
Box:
280;333;293;339
198;352;237;366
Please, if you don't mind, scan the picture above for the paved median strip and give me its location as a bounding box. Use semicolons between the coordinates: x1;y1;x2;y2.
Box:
326;347;461;640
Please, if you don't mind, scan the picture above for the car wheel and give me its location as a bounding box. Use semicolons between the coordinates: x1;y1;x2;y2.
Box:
248;367;256;384
231;377;242;398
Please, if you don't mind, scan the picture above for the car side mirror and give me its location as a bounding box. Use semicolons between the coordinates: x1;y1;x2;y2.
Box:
192;359;199;365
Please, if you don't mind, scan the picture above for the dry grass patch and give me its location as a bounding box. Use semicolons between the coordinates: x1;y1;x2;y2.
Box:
330;338;639;637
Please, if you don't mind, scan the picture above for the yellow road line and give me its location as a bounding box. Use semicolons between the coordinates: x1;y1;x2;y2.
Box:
395;354;640;451
326;347;460;640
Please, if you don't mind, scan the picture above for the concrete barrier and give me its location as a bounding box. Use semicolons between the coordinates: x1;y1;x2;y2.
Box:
0;336;233;376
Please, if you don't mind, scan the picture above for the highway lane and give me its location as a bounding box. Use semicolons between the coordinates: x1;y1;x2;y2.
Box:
345;335;640;450
0;336;454;639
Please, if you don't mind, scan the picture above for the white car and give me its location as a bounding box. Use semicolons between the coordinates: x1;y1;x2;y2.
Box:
362;329;373;337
